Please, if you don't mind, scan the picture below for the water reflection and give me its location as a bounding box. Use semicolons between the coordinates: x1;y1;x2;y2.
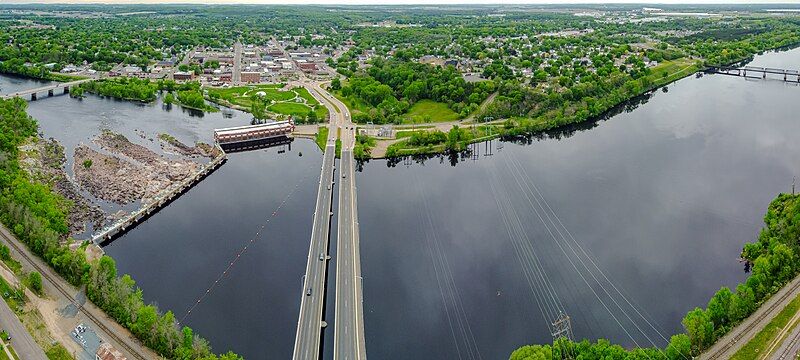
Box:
8;46;800;360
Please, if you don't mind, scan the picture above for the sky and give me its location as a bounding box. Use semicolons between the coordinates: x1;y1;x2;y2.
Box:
3;0;799;4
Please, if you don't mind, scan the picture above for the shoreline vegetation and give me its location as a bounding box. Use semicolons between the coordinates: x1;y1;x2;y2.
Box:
0;98;241;359
337;33;800;159
75;78;221;113
511;192;800;359
0;61;87;83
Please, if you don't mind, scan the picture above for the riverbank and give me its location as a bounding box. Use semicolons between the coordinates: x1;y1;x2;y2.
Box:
355;43;800;160
370;57;702;159
0;96;242;359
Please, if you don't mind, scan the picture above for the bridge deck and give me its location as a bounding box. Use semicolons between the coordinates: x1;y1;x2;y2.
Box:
292;127;336;360
0;78;92;99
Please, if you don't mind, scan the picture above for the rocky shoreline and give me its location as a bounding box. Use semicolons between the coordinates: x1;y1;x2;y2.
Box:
74;131;199;205
18;137;105;238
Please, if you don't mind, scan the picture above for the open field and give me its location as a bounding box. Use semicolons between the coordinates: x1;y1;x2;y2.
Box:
402;100;461;123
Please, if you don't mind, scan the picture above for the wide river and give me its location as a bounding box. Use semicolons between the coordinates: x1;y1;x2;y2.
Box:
12;47;800;359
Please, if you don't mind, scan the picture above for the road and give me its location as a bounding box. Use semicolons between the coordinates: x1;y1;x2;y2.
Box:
233;41;243;85
0;293;47;360
0;78;93;99
169;48;195;80
333;137;366;360
701;273;800;359
308;81;367;360
0;224;158;360
292;92;337;360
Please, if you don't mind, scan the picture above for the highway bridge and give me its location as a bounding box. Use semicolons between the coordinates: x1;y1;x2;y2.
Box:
0;78;93;100
334;128;367;360
292;82;367;360
292;104;337;360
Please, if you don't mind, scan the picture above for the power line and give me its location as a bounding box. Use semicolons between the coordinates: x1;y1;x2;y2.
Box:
179;169;312;324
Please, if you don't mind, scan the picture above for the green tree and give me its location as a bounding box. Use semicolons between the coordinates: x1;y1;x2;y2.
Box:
28;271;42;293
666;334;691;360
682;307;714;355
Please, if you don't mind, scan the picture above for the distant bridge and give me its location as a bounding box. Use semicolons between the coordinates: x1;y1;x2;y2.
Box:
0;78;93;101
710;66;800;82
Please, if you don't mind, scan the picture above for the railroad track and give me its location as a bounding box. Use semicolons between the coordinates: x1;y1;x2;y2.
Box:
0;229;149;360
776;326;800;360
705;277;800;359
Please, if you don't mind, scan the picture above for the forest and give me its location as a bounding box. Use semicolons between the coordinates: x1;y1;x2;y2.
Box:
337;59;495;124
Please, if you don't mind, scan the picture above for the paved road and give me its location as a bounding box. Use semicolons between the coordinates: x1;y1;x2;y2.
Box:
0;224;157;360
0;78;93;99
233;41;243;85
292;101;337;360
333;142;366;360
0;293;47;360
309;81;368;360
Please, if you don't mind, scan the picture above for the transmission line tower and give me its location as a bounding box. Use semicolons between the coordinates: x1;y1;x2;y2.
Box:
551;312;574;342
552;312;574;359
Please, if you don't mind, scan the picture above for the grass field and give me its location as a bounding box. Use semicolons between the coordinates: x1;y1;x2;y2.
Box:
268;102;313;116
645;57;701;87
315;127;328;150
208;84;328;122
402;100;461;123
732;293;800;360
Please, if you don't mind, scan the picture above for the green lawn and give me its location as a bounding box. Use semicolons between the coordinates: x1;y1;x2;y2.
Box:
402;100;461;123
315;127;328;150
209;84;327;122
268;102;313;116
258;88;296;102
732;292;800;360
45;344;72;360
645;57;701;87
208;84;290;107
294;87;320;106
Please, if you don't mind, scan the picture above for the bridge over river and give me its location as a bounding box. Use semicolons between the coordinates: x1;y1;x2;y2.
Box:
5;78;367;359
0;78;93;100
292;82;367;360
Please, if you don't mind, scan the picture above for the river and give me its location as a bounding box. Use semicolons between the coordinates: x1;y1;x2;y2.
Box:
11;47;800;359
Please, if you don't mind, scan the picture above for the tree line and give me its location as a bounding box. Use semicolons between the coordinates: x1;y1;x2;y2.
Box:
511;192;800;359
0;98;240;359
337;59;495;124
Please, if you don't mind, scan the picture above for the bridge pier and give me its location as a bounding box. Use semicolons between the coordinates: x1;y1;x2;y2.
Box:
30;93;37;101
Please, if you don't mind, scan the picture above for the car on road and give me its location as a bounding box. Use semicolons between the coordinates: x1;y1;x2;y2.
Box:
319;253;325;261
306;288;312;296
